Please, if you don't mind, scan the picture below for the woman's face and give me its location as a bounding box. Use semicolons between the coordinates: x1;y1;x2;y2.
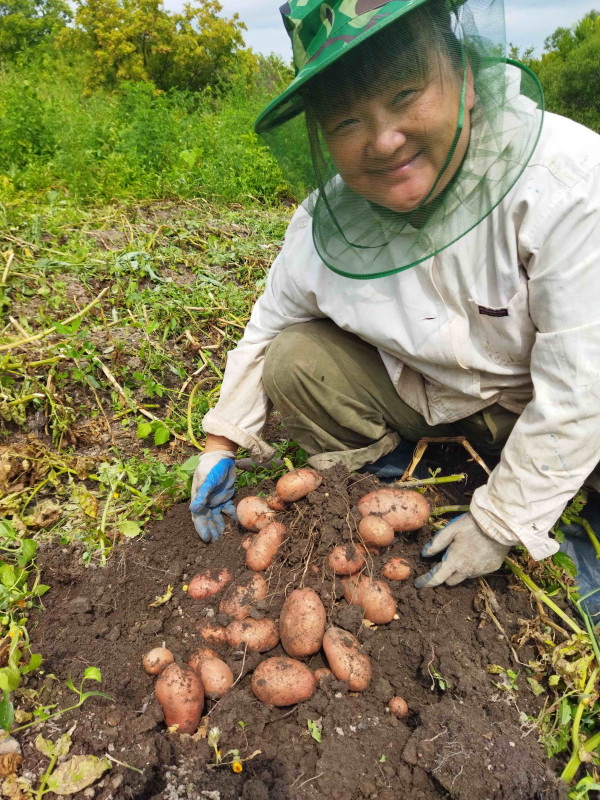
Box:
319;60;475;213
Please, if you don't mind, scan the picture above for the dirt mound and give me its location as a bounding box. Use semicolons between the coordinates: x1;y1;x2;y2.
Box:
25;465;565;800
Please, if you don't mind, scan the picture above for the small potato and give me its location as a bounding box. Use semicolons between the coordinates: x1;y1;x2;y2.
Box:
196;657;234;698
382;557;411;581
155;663;204;733
328;544;365;575
197;620;228;645
267;493;288;511
276;468;322;502
187;648;219;672
252;657;316;706
226;618;280;652
246;522;286;571
358;515;395;547
357;489;430;531
314;667;333;682
236;496;276;531
342;575;397;624
279;588;326;658
322;627;371;691
389;696;409;719
219;573;268;620
187;568;232;600
142;647;174;675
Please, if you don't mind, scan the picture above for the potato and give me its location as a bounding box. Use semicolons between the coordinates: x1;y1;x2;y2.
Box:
276;468;322;502
279;588;326;658
388;696;409;719
196;657;234;698
322;627;371;691
314;667;333;682
252;657;316;706
197;620;227;645
155;663;204;733
357;489;430;531
187;648;219;672
358;515;395;547
328;544;365;575
267;493;288;511
187;568;232;600
342;575;397;624
226;618;280;652
382;557;411;581
236;496;276;531
142;647;174;675
219;573;268;620
245;522;286;571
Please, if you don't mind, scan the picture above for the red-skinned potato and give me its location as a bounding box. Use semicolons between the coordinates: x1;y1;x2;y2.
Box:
389;696;409;719
196;657;234;698
276;468;322;502
382;557;411;581
358;489;430;531
342;575;397;624
155;663;204;733
358;515;395;547
328;544;365;575
267;493;288;511
245;522;286;571
236;496;276;531
226;618;280;652
323;627;371;691
197;620;227;645
219;573;268;620
252;657;316;706
279;588;326;658
142;647;174;675
187;568;232;600
187;648;219;672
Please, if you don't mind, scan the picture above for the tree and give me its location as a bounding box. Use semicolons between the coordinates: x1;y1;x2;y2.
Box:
0;0;71;60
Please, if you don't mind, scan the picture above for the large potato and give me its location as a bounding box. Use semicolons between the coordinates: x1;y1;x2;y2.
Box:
252;657;316;706
382;557;411;581
342;575;397;624
357;489;430;531
245;522;286;572
155;663;204;733
276;468;322;502
236;496;276;531
142;647;174;675
196;657;234;698
323;627;371;691
226;618;280;652
279;588;326;658
187;568;232;600
358;515;395;547
327;544;365;575
219;573;268;620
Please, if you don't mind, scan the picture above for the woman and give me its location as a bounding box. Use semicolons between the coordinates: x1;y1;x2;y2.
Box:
190;0;600;590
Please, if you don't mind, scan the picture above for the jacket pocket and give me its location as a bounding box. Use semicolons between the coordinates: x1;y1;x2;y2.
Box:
468;282;536;367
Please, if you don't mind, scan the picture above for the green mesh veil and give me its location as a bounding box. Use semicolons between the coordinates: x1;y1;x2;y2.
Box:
255;0;544;279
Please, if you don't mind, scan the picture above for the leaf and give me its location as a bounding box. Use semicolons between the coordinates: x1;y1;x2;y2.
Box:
17;540;37;567
153;426;170;446
379;754;386;763
84;666;101;683
35;734;56;759
486;664;505;675
0;693;14;733
73;485;98;520
0;668;21;694
526;677;544;696
552;551;578;578
46;754;110;795
548;674;561;686
137;422;153;439
180;455;200;474
120;521;141;539
22;653;42;675
307;719;322;743
0;565;15;589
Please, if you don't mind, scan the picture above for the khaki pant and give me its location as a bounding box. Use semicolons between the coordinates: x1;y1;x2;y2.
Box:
262;320;519;473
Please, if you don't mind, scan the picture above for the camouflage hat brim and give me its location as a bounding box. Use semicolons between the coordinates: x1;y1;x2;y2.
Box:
255;0;431;134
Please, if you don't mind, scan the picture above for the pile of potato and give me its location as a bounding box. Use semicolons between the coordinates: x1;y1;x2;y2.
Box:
143;468;430;733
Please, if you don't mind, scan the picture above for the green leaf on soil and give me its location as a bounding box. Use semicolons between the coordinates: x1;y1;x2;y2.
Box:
552;551;578;578
84;666;102;683
35;730;73;759
137;422;153;439
17;540;37;567
120;521;141;539
307;719;322;743
153;426;170;446
46;754;111;794
0;667;21;694
526;677;545;696
0;693;14;732
0;565;16;588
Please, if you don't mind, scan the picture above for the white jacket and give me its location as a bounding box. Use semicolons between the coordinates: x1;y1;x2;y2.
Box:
204;111;600;560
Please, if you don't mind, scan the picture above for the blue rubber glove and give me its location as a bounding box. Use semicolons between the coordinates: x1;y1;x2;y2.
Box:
189;450;237;543
414;512;511;588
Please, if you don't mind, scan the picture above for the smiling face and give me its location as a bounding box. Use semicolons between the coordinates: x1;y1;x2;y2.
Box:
317;59;475;213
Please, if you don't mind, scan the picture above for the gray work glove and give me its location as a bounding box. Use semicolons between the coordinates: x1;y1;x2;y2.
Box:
189;450;237;543
414;512;511;588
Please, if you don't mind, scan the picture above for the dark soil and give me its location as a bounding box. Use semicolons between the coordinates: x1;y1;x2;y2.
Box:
24;464;566;800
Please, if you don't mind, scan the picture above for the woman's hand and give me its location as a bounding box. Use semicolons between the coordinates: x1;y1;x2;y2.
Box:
190;438;238;542
414;513;511;588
